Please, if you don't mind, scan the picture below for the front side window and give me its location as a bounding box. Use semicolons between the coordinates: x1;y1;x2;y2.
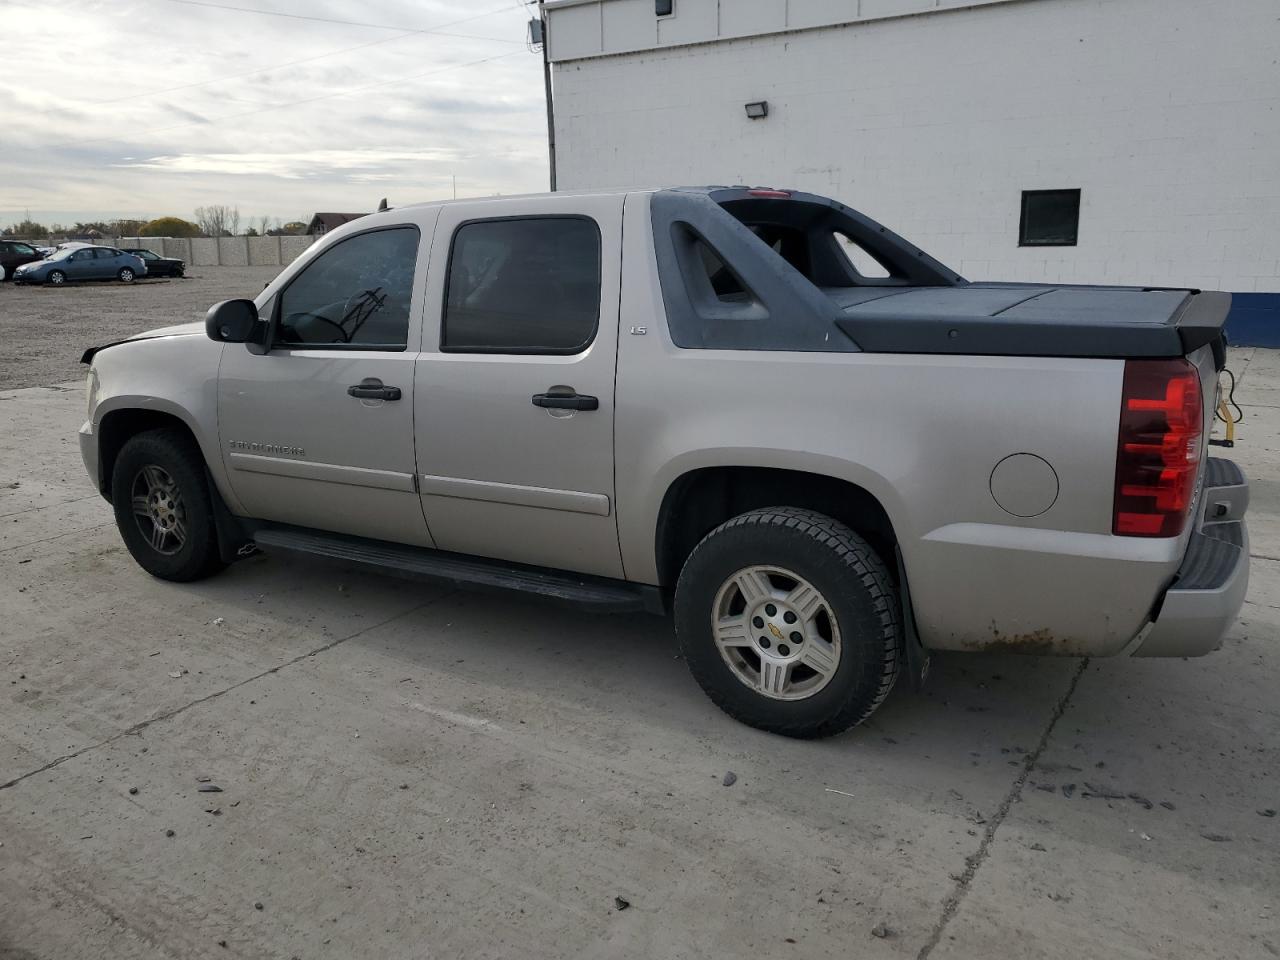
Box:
276;227;419;348
13;243;36;255
442;217;601;354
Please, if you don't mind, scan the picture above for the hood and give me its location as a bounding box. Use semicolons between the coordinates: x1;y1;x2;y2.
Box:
80;321;204;365
136;321;204;339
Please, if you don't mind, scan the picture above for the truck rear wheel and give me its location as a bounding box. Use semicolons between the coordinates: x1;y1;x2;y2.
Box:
674;507;900;738
110;429;225;582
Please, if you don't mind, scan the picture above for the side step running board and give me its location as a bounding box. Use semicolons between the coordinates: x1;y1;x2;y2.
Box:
252;527;664;615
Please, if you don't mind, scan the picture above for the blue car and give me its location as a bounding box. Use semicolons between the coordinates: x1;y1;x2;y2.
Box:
13;246;148;285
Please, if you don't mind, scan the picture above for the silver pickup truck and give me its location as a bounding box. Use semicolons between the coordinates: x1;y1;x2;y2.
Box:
79;186;1250;738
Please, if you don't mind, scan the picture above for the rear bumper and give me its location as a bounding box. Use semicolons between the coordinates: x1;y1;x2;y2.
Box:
1133;459;1250;657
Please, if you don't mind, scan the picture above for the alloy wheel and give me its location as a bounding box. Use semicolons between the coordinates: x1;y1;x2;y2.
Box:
130;464;187;555
711;565;842;700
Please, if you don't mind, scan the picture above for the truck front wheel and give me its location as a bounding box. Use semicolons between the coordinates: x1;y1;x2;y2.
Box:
110;429;225;582
674;507;900;738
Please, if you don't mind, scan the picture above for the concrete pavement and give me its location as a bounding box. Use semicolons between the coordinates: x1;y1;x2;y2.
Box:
0;350;1276;959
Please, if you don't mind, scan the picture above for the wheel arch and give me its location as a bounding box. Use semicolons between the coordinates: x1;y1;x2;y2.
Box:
654;465;901;592
97;405;204;501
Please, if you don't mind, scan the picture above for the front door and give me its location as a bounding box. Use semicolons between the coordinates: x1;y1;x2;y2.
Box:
65;248;97;279
413;196;624;578
218;219;437;547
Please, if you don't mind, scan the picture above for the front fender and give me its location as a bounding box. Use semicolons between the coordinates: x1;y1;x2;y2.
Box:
87;333;242;513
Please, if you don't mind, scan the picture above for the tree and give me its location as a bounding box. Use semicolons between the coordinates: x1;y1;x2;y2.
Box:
2;218;48;239
139;217;201;238
110;219;147;237
256;215;272;237
193;205;241;237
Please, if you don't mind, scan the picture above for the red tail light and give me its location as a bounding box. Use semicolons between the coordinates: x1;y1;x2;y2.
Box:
747;189;792;199
1113;359;1203;537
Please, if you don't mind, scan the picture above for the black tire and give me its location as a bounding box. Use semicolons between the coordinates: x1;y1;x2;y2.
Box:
118;267;135;283
674;507;900;739
48;269;66;285
110;428;225;582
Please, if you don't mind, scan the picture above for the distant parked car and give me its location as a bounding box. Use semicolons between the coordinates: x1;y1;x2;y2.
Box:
13;246;147;285
123;248;185;278
0;239;44;281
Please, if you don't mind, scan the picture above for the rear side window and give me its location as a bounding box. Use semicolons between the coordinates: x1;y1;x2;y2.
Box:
442;217;601;354
697;236;756;304
834;233;892;279
276;227;419;349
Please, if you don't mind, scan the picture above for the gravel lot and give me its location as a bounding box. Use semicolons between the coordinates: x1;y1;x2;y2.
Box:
0;266;282;390
0;274;1276;958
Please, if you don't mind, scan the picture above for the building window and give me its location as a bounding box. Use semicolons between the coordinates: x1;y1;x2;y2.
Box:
1019;189;1080;247
656;0;673;16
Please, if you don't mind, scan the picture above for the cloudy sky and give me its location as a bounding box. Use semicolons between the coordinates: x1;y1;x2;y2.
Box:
0;0;549;228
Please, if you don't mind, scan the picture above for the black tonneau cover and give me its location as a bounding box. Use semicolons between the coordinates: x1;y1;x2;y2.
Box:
833;284;1231;359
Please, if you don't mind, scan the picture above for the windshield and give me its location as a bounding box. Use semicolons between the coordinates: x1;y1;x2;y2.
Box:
49;248;75;261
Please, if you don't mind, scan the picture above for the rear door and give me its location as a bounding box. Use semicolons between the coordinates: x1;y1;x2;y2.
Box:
413;195;624;578
93;248;121;278
100;248;125;278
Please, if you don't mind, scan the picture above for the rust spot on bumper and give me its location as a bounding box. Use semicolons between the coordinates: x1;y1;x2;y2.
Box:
965;627;1061;655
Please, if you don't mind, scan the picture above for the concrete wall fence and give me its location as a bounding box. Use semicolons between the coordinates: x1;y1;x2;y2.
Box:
107;234;317;267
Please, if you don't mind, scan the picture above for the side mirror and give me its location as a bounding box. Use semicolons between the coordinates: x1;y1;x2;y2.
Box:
205;298;265;344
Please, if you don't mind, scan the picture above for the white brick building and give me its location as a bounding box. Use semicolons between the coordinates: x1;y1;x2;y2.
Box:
543;0;1280;344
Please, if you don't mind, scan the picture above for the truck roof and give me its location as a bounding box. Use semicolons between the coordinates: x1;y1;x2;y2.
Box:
388;185;806;214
